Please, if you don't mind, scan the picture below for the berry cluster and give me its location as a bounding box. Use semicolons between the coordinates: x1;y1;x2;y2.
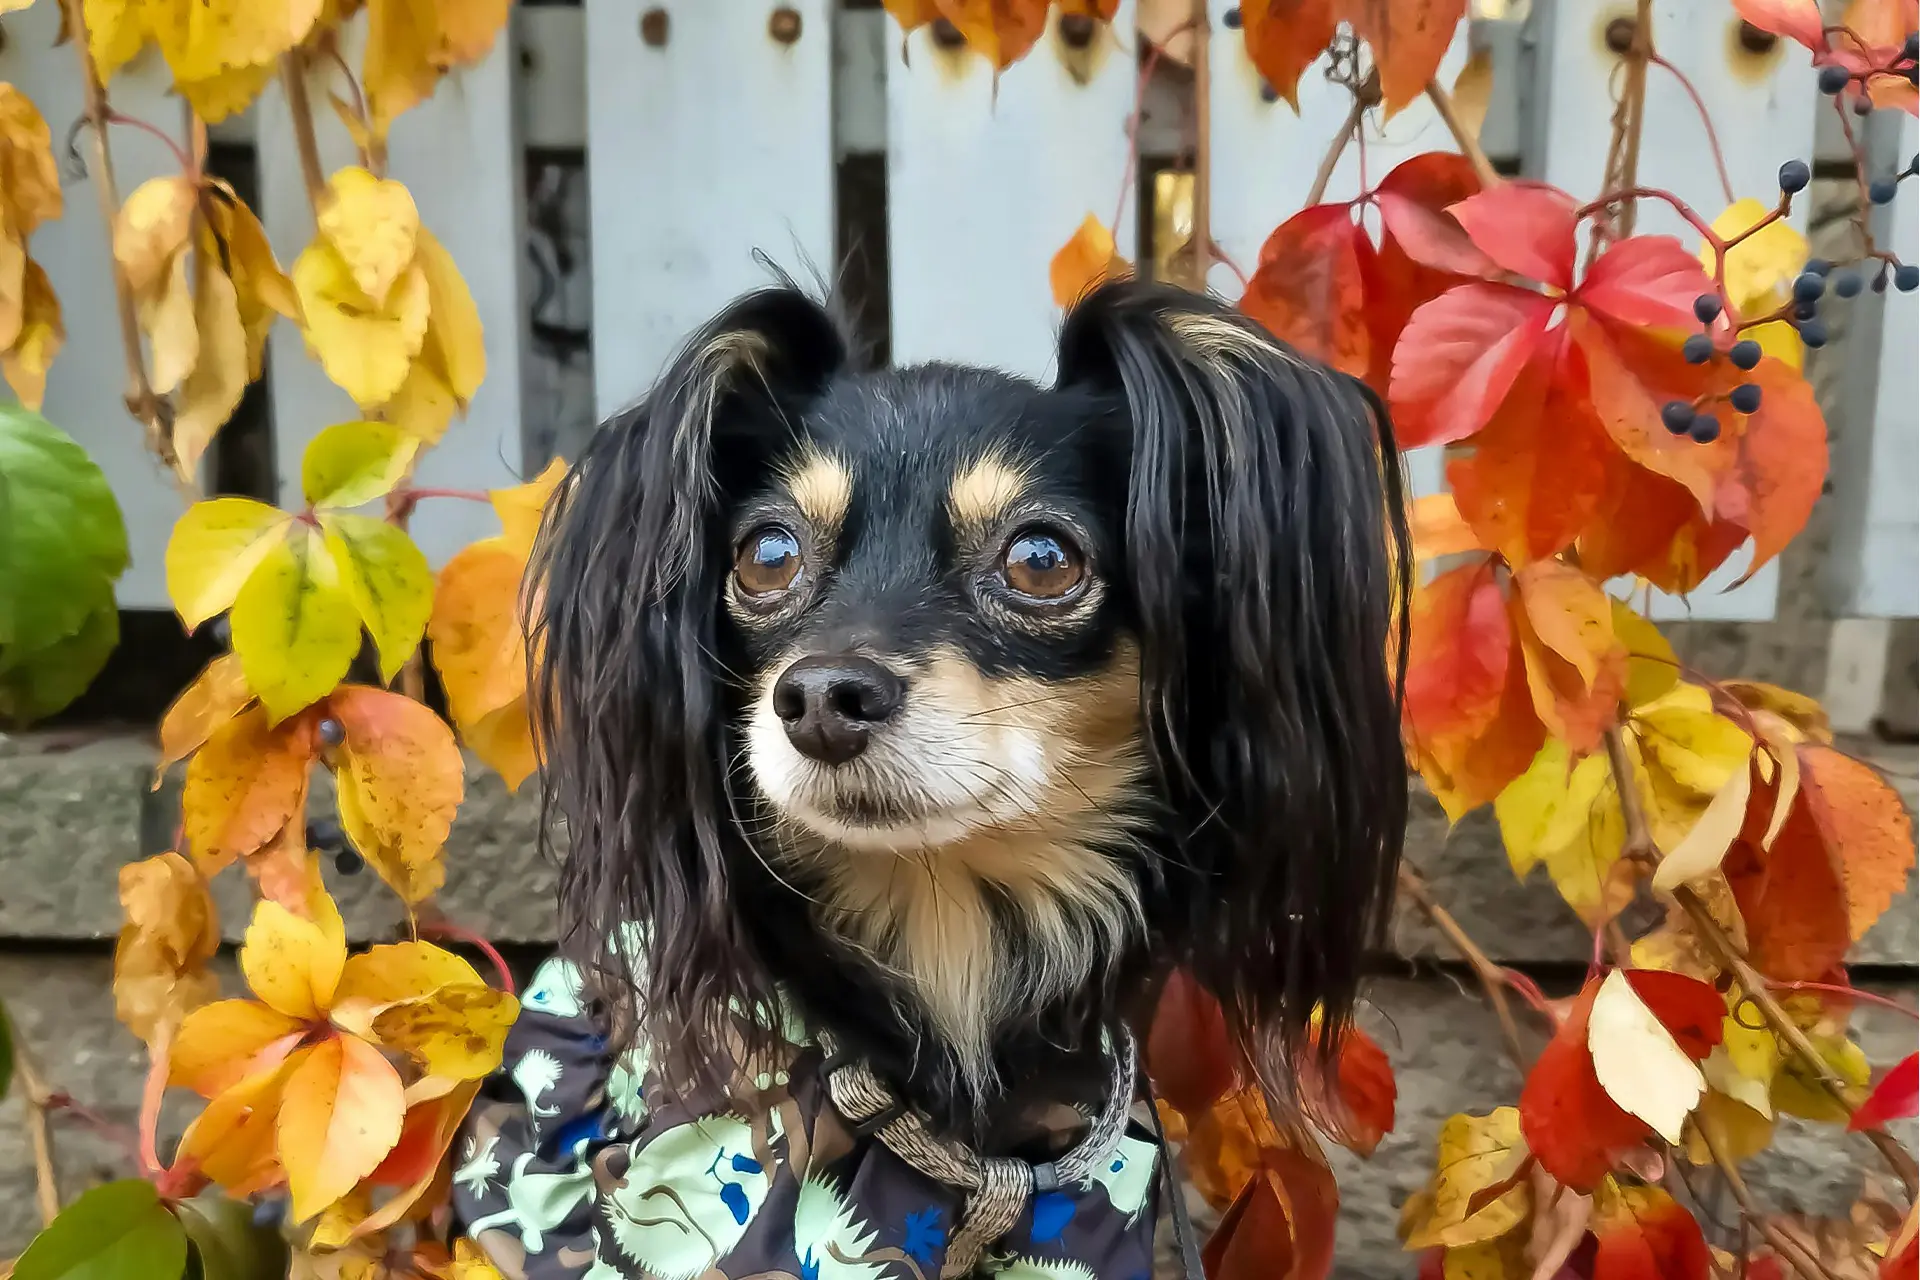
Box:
1661;294;1765;443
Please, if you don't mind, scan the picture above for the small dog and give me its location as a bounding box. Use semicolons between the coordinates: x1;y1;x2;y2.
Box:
470;278;1408;1276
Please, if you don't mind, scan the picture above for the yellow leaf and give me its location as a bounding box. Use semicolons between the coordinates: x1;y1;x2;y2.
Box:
335;940;482;1008
1050;213;1130;308
1772;1032;1870;1122
348;1079;481;1241
113;851;221;1047
239;891;347;1021
157;652;254;776
1703;199;1807;330
147;0;323;84
432;0;511;66
1448;46;1494;146
490;457;567;558
0;232;27;352
370;983;518;1079
1495;740;1631;925
1516;560;1616;691
276;1033;407;1223
464;699;537;791
413;226;485;403
1403;1108;1530;1250
1630;683;1752;796
142;248;199;395
375;356;458;442
450;1239;506;1280
173;59;278;124
173;249;250;478
1613;600;1678;708
230;525;363;722
1721;678;1833;744
1587;968;1705;1144
1650;753;1753;892
294;241;430;406
1410;493;1485;561
302;419;418;509
170;998;304;1097
1747;318;1804;372
87;0;152;79
177;1052;298;1197
1;258;63;410
363;0;442;138
331;684;463;903
165;496;293;628
428;543;526;726
320;512;432;682
114;175;199;296
209;187;301;377
1683;1089;1774;1165
317;167;420;308
0;85;63;236
181;700;314;871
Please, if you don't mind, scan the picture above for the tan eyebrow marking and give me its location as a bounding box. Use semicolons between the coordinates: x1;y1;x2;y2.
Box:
948;449;1029;531
782;448;854;534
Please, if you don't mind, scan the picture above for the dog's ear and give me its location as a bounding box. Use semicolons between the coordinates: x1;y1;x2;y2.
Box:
526;286;847;1087
1056;279;1411;1083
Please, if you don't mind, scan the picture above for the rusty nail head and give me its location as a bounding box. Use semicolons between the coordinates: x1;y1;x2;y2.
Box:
1603;16;1636;54
1736;20;1778;54
930;17;967;49
640;7;669;46
769;7;802;43
1059;12;1096;48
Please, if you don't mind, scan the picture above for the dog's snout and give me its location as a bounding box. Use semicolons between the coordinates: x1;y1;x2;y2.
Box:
772;655;905;765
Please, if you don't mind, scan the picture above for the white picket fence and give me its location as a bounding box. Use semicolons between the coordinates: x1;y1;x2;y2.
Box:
4;3;1915;633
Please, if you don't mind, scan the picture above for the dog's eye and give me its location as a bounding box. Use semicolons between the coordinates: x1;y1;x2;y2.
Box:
1002;528;1084;600
736;526;803;596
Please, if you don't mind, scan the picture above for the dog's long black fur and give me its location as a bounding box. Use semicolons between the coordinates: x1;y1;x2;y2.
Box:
525;279;1411;1147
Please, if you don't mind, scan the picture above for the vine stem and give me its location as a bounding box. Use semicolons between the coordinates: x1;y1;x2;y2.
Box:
1768;981;1919;1020
1424;77;1499;189
59;0;171;472
1646;51;1735;207
280;49;329;218
1183;0;1210;292
1397;865;1530;1069
12;1046;61;1226
1305;91;1366;209
136;1024;172;1180
1697;1119;1842;1280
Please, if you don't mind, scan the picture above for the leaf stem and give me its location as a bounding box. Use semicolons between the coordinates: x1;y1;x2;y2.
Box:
1305;90;1366;209
12;1045;61;1225
1397;865;1531;1069
280;49;330;220
398;486;492;504
1697;1118;1842;1280
418;919;517;996
1768;980;1919;1020
1425;77;1499;190
1112;20;1189;238
136;1024;171;1180
103;110;195;176
1646;52;1735;207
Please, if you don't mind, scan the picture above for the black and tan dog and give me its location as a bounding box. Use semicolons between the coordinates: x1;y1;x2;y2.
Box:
454;279;1409;1279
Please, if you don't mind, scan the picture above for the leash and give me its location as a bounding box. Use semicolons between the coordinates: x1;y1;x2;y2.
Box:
1144;1073;1207;1280
814;1027;1138;1278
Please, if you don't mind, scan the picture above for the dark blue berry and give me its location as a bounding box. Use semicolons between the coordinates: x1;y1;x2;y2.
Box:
1729;383;1762;414
1795;299;1820;320
1799;317;1829;348
1729;339;1762;370
1778;160;1811;193
209;616;231;647
1819;64;1852;94
1870;177;1900;205
1906;32;1917;60
1661;401;1695;435
1259;81;1279;103
307;817;344;851
1682;333;1714;364
318;717;345;747
1805;257;1832;277
1896;264;1920;293
1793;272;1827;302
1834;271;1864;298
1688;414;1722;444
1222;6;1242;27
1692;293;1722;323
335;848;365;876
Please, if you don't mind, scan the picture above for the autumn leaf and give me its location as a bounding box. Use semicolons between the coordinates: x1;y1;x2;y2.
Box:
86;0;153;80
1725;804;1853;983
1719;680;1832;744
1514;560;1616;691
278;1033;408;1223
329;684;464;904
1590;1180;1713;1280
165;496;294;628
930;0;1052;69
242;888;349;1022
1405;558;1512;742
1650;752;1754;893
1851;1053;1919;1132
113;852;220;1047
148;0;322;113
413;226;486;405
349;1080;483;1241
428;544;525;724
1413;656;1545;824
1237;1;1339;109
1322;1026;1396;1157
1202;1137;1340;1280
317;167;420;308
294;240;431;407
1796;744;1915;940
0;85;62;241
171;998;306;1099
1401;1108;1530;1250
173;236;251;477
1521;977;1657;1190
1341;0;1470;117
231;524;364;722
208;183;303;377
113;175;199;297
1146;968;1236;1115
1;258;64;409
1702;198;1806;372
142;249;200;395
320;513;433;683
364;0;446;138
181;702;315;872
1049;214;1131;309
303;419;419;511
1242;204;1372;382
157;652;254;776
1511;588;1624;756
1729;0;1828;53
1494;739;1632;926
1587;969;1715;1143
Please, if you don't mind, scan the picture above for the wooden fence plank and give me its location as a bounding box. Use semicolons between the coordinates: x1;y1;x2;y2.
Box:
886;6;1138;380
585;0;835;418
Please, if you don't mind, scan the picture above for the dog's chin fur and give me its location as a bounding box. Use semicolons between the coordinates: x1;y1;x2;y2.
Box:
744;643;1150;1091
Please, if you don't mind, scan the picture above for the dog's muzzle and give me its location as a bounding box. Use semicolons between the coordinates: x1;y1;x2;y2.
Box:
770;654;905;765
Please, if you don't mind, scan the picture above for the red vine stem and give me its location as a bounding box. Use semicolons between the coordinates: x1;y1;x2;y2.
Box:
1768;981;1920;1021
104;111;196;176
1111;21;1190;236
136;1024;172;1180
400;486;491;504
419;920;516;996
1646;52;1735;207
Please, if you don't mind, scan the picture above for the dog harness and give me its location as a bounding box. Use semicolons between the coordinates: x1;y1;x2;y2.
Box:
450;955;1164;1280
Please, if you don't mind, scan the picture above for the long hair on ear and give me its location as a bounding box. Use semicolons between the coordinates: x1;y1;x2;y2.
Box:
524;286;849;1094
1055;279;1412;1095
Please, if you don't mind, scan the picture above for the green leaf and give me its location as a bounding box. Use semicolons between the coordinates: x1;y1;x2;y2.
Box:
0;585;118;725
230;524;361;722
0;405;128;689
164;498;291;630
301;420;417;510
12;1179;187;1280
320;512;431;683
177;1195;288;1280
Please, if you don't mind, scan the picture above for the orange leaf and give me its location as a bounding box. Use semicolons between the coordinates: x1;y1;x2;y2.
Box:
1404;558;1512;742
157;652;254;779
1519;977;1655;1191
277;1033;408;1223
345;1080;482;1240
1576;456;1746;596
178;1052;301;1198
463;698;538;792
1242;204;1372;382
1199;1121;1339;1280
1709;358;1827;584
1574;314;1728;517
329;684;464;904
1147;969;1236;1115
1314;1026;1396;1157
931;0;1051;68
239;886;348;1021
1509;588;1624;756
1797;745;1915;940
427;543;526;728
113;852;222;1047
489;458;566;560
1514;559;1618;692
1049;214;1130;309
1591;1181;1712;1280
1340;0;1469;118
1408;493;1486;561
1411;648;1545;823
1723;808;1851;981
181;702;317;873
882;0;943;32
171;999;305;1097
1239;1;1340;109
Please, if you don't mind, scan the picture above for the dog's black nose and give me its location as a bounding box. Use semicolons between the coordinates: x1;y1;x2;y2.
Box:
772;655;905;764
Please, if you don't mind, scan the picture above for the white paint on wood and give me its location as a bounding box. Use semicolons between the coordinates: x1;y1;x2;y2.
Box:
1205;2;1468;498
258;22;529;569
886;5;1137;379
1821;616;1892;734
586;0;835;417
1535;0;1818;622
1;16;192;608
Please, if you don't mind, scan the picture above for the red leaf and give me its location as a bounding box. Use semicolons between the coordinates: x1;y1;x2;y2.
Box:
1520;977;1655;1190
1201;1140;1340;1280
1621;970;1724;1060
1446;338;1613;565
1729;0;1829;51
1710;359;1828;584
1724;805;1852;982
1390;283;1555;447
1574;313;1726;514
1410;647;1546;822
1341;0;1470;118
1886;1231;1919;1280
1239;1;1340;109
1591;1183;1713;1280
1851;1053;1919;1131
1404;559;1513;741
1318;1027;1396;1156
1148;969;1235;1114
1242;204;1373;382
1373;152;1494;278
1447;182;1580;290
1577;235;1714;331
1575;456;1747;595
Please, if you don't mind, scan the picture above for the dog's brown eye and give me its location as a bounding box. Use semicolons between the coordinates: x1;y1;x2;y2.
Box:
736;526;803;596
1002;528;1084;600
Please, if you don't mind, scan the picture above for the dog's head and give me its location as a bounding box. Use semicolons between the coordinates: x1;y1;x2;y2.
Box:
529;280;1409;1101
